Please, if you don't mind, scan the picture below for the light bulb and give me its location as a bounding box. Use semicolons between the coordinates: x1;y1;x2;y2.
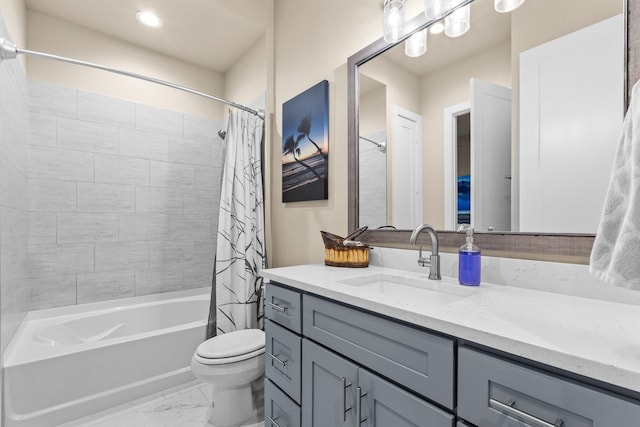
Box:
405;30;427;57
495;0;526;13
444;5;470;38
383;0;406;43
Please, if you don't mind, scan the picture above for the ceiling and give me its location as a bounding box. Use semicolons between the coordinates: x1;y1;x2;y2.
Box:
24;0;269;73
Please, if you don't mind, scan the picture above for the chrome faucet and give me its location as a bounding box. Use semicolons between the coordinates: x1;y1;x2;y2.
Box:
409;224;441;280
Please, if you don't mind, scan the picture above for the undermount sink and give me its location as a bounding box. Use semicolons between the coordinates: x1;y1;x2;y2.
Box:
337;274;474;308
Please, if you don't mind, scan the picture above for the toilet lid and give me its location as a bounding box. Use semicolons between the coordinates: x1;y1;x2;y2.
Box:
196;329;265;359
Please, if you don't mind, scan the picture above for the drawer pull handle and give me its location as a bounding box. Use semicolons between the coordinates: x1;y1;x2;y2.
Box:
267;415;285;427
490;398;565;427
342;377;353;421
266;301;289;315
357;387;368;424
267;352;287;367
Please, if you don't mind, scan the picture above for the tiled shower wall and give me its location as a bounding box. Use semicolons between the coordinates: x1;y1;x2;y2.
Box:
0;14;30;420
359;129;387;228
27;80;224;310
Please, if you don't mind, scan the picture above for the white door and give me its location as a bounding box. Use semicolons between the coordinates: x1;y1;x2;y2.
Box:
519;14;623;233
470;78;512;231
392;106;422;229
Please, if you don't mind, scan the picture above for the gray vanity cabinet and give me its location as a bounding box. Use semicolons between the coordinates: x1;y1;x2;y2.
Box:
302;338;454;427
458;347;640;427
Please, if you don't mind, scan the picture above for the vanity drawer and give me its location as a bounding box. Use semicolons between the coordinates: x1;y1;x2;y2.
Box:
303;294;455;409
265;282;302;334
265;379;301;427
458;347;640;427
265;320;302;404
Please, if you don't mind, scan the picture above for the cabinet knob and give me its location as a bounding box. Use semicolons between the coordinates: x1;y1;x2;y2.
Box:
357;387;368;424
342;377;353;422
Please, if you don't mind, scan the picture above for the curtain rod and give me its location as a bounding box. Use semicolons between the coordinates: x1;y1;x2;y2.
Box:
359;135;386;152
0;38;264;120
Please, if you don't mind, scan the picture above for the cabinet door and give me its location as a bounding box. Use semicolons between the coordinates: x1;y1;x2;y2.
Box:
265;379;301;427
358;368;455;427
302;339;358;427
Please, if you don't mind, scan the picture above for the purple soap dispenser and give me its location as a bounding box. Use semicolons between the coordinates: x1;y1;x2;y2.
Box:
458;224;481;286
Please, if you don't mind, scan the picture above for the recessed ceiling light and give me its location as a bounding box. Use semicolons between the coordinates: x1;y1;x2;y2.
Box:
135;10;163;28
429;22;445;34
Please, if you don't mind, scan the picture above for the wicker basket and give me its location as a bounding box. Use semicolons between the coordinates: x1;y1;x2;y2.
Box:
320;230;369;268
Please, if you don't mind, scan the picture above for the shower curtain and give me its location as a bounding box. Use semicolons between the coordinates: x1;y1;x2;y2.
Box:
206;109;266;339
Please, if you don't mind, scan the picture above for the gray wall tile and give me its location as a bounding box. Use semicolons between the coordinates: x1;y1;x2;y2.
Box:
77;271;135;304
0;207;27;256
184;115;220;141
195;239;216;262
28;212;56;245
57;117;118;154
0;154;27;210
29;80;77;118
150;161;195;188
119;128;170;160
95;241;149;272
184;189;218;215
119;214;170;241
78;90;135;129
170;215;212;240
195;165;222;189
135;186;183;213
28;179;76;212
28;243;94;277
28;146;94;181
95;154;149;186
57;213;118;243
135;104;183;138
183;263;213;290
134;265;182;296
77;182;135;212
28;113;57;147
170;137;212;166
150;240;196;266
29;275;77;310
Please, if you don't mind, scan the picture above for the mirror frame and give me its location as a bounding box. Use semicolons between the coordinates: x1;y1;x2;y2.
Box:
348;0;634;264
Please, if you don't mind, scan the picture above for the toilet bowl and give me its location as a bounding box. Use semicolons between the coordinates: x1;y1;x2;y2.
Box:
191;329;266;427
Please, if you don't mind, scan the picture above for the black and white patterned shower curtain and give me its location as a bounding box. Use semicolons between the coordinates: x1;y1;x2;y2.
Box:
206;109;265;339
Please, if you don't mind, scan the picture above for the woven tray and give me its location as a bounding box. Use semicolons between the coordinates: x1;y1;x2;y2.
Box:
320;229;369;268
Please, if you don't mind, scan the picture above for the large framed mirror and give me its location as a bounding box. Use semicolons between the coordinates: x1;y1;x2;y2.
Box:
348;0;636;263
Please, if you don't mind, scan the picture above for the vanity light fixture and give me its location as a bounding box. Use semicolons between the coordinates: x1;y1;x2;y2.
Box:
405;29;427;57
444;4;470;37
383;0;406;43
135;10;163;28
494;0;526;13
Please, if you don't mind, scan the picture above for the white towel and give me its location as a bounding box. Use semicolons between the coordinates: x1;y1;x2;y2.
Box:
590;81;640;290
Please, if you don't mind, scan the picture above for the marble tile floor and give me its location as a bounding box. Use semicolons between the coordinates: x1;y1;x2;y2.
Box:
62;380;264;427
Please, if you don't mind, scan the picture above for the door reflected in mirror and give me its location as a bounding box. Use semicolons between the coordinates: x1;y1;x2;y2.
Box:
357;0;624;233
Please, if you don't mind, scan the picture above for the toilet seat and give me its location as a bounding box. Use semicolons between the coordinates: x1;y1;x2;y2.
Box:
194;329;265;365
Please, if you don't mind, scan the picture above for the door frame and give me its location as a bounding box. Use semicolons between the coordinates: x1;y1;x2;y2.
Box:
443;101;470;230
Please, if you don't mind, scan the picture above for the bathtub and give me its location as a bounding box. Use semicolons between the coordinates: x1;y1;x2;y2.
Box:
4;288;210;427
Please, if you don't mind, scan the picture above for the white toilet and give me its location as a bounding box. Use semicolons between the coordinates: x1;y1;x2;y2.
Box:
191;329;266;427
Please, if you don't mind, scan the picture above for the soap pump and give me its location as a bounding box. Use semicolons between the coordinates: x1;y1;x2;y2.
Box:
458;224;481;286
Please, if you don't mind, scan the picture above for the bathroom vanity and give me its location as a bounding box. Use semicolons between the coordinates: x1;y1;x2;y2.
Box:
261;264;640;427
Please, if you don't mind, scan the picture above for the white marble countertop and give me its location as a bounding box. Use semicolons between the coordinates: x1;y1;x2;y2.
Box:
260;264;640;395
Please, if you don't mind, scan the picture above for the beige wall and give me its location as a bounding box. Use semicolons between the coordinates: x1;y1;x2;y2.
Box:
26;11;226;119
225;35;267;108
359;85;386;136
271;0;385;267
420;40;511;228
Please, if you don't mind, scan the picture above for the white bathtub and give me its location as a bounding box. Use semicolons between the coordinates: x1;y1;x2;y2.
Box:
3;288;210;427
